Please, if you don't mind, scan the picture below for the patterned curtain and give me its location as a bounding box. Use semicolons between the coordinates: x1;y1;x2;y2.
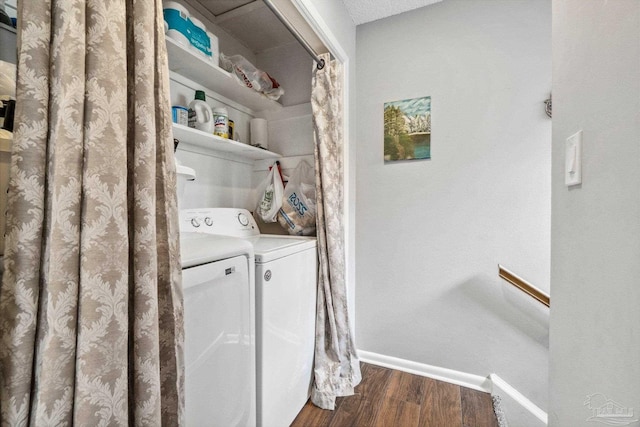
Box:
0;0;184;425
310;53;361;410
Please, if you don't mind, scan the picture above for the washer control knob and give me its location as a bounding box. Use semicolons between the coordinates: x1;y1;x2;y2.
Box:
204;217;213;226
238;212;250;226
190;217;201;228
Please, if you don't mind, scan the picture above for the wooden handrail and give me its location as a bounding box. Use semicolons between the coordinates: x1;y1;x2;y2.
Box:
498;265;550;307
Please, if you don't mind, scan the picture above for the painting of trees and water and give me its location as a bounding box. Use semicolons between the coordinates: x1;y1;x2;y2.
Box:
384;96;431;162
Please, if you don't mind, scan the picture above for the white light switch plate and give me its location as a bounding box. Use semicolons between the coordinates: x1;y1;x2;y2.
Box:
565;130;582;186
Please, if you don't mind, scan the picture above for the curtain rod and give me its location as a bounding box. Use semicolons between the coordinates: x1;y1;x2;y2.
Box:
261;0;325;70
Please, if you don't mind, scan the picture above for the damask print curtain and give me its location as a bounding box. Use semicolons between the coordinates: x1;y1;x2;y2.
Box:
310;53;361;410
0;0;184;425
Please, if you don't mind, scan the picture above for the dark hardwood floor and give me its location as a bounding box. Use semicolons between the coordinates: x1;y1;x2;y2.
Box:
291;363;498;427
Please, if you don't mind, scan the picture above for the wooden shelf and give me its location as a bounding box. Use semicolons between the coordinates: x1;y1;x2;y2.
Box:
172;124;280;161
166;38;282;113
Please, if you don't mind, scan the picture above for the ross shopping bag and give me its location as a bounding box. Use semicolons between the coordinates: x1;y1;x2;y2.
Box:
277;161;316;235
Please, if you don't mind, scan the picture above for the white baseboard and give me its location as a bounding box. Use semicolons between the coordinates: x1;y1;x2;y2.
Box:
356;350;548;425
490;374;548;425
357;350;492;393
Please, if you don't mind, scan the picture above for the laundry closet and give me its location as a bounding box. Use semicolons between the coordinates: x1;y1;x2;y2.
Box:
169;0;323;233
168;3;327;426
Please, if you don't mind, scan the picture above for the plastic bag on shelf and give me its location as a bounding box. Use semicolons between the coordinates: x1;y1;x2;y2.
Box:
219;52;284;101
277;161;316;236
255;162;284;223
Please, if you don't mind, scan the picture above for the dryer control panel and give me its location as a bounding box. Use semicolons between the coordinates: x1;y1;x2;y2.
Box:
179;208;260;237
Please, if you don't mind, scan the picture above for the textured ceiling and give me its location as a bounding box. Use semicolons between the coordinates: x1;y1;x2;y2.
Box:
341;0;444;25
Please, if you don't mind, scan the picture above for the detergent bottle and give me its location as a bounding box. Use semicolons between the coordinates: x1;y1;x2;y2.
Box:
188;90;214;133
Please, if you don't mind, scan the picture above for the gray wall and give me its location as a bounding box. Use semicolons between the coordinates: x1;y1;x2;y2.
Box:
549;0;640;425
355;0;551;409
256;42;312;107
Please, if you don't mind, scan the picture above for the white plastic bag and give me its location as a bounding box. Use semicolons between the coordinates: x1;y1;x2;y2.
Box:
255;163;284;223
219;53;284;101
277;161;316;235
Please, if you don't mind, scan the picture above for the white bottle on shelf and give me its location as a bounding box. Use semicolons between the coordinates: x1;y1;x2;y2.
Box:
188;90;213;133
213;106;229;139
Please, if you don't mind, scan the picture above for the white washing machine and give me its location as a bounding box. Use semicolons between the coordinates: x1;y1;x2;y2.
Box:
180;208;317;427
180;231;256;427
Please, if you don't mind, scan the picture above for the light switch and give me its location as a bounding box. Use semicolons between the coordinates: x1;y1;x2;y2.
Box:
565;130;582;186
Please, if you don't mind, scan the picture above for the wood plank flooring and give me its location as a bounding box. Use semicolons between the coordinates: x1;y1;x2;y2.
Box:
291;363;498;427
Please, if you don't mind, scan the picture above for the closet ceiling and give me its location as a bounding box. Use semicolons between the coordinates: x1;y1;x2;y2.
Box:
188;0;444;53
195;0;255;16
189;0;297;53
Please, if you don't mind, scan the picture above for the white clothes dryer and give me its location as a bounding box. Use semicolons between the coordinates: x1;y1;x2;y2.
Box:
180;208;317;427
180;231;256;427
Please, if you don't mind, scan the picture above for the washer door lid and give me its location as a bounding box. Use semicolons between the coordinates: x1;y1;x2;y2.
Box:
250;236;316;263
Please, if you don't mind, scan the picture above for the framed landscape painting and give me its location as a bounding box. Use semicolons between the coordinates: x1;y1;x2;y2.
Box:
384;96;431;162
